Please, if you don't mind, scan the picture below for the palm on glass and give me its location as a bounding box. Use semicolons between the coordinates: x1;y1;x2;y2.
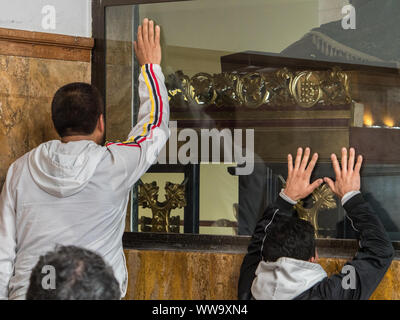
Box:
283;147;323;201
324;148;363;199
134;18;161;66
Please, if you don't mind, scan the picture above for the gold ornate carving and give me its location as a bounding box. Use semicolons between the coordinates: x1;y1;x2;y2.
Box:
138;179;187;233
291;71;323;108
166;67;351;109
295;184;337;238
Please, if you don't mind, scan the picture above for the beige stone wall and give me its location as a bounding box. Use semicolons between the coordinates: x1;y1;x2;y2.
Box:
124;249;243;300
0;28;93;188
124;249;400;300
0;55;91;187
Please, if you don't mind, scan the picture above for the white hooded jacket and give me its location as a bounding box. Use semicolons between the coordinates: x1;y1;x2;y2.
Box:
0;64;169;299
251;257;327;300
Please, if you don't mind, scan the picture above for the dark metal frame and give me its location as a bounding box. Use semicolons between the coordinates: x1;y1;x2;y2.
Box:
92;0;199;235
92;0;400;249
145;164;200;234
91;0;190;113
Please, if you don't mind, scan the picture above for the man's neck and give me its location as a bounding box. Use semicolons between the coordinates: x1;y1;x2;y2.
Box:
61;135;97;144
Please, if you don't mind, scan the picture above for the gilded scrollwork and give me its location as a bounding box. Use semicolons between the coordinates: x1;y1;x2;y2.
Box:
295;184;337;238
290;71;323;108
138;179;187;233
166;67;351;109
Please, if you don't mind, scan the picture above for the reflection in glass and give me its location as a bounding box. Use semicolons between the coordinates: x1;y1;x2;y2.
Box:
105;0;400;239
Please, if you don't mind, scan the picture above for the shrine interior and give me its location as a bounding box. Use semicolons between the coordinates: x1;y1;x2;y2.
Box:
1;0;400;301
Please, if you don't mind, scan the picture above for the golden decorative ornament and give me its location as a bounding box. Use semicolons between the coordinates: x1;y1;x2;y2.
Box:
295;184;337;238
138;179;187;233
290;71;323;108
166;67;351;109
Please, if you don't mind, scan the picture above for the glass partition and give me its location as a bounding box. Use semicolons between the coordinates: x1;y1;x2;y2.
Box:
103;0;400;239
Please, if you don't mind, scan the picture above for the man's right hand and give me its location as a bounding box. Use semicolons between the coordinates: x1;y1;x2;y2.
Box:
283;147;323;201
324;147;363;199
134;18;161;66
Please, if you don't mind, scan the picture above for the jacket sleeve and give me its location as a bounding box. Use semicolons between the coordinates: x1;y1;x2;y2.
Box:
238;196;296;300
316;193;394;300
0;164;17;300
106;63;170;189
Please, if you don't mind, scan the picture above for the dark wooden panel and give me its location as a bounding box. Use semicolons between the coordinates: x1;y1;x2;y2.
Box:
174;119;350;129
221;51;400;74
350;127;400;164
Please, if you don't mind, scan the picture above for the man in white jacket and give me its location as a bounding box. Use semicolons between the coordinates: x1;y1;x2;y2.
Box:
0;18;169;299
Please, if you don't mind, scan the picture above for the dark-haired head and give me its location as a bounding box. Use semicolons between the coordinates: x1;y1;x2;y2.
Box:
51;83;105;144
262;216;316;263
26;245;120;300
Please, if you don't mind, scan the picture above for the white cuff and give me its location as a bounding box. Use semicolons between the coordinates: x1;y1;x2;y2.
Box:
341;191;361;206
279;189;297;205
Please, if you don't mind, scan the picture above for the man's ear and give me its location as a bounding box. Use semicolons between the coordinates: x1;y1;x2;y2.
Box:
98;114;105;133
309;249;319;263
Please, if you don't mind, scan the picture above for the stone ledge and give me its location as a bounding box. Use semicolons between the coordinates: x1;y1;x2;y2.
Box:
0;27;94;62
122;232;400;259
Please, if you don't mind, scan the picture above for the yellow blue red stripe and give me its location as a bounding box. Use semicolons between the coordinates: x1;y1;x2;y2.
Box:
106;64;163;148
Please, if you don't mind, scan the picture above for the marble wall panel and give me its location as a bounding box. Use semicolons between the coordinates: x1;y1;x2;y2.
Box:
124;249;400;300
124;249;243;300
28;58;91;99
0;54;90;187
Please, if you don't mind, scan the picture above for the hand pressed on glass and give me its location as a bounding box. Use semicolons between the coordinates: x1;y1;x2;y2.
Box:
134;18;162;66
324;148;363;199
283;147;323;202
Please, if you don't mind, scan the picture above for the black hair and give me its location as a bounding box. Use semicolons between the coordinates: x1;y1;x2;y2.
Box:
26;245;120;300
51;82;103;137
262;216;316;262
